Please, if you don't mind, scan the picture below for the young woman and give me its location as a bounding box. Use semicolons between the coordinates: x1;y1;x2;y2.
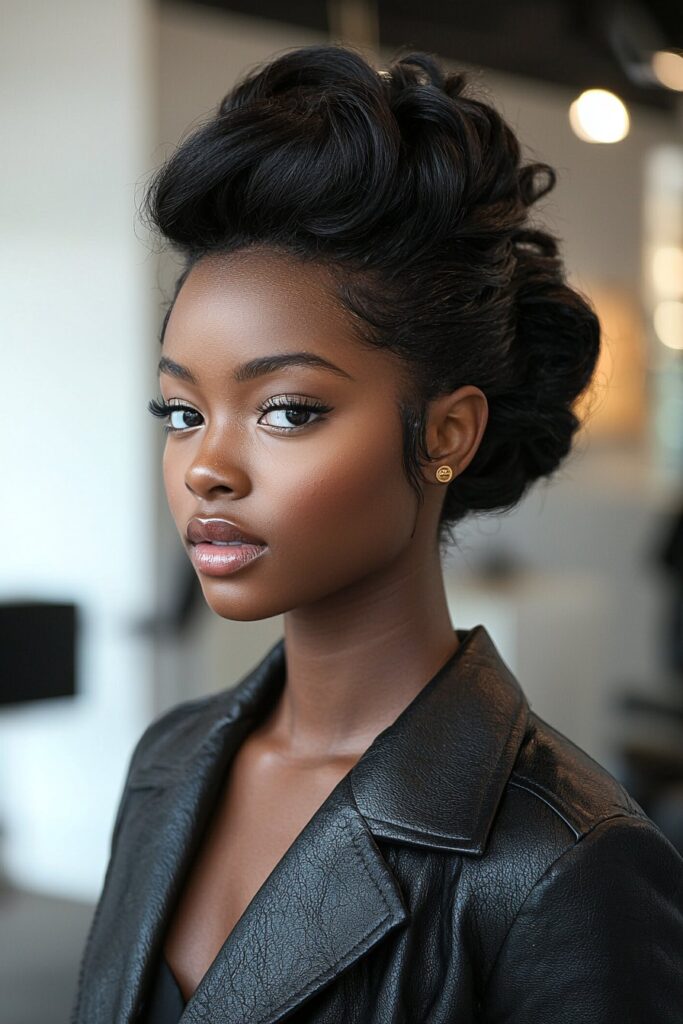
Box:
72;44;683;1024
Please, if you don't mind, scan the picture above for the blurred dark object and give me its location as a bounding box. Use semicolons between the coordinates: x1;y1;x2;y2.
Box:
614;495;683;855
131;559;203;638
657;498;683;672
477;546;525;581
648;783;683;854
0;601;77;706
616;701;683;856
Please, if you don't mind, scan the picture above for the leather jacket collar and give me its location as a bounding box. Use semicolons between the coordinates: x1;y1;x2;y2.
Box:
74;624;532;1024
135;623;530;853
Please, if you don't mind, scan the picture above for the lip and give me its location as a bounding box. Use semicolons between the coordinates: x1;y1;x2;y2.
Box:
190;540;267;577
185;516;268;578
186;517;267;546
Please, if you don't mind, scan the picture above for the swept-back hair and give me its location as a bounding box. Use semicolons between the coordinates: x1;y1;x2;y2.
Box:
142;43;601;547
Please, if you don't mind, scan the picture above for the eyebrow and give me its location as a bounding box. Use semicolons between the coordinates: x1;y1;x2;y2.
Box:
157;352;354;384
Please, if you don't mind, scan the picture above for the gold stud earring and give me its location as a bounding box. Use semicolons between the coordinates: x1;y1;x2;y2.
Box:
435;465;453;483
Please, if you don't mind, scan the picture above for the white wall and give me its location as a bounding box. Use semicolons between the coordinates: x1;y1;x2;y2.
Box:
0;0;157;900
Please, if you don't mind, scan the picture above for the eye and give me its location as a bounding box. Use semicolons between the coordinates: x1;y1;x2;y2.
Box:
257;395;332;433
147;397;202;434
147;394;333;434
168;406;202;431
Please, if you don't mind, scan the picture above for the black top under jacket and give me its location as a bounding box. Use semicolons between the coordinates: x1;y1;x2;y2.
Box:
71;623;683;1023
141;953;185;1022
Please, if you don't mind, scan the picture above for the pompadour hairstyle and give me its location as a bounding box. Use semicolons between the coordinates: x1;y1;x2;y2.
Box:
142;43;601;546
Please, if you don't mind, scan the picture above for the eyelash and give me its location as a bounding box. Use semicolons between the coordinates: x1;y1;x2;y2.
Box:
146;394;332;435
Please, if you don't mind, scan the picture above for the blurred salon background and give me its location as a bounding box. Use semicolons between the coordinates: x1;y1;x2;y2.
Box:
1;1;682;1019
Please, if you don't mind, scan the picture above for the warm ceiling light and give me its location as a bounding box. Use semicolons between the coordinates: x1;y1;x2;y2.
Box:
652;246;683;297
653;300;683;350
569;89;630;143
652;50;683;91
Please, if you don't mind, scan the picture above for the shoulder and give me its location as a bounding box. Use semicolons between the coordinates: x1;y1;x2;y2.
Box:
483;708;678;901
121;637;286;783
105;692;227;852
121;689;230;784
479;710;660;890
507;709;648;835
471;712;683;1015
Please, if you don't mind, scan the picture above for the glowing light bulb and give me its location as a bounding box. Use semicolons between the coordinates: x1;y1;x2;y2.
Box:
652;50;683;92
568;89;630;144
654;300;683;350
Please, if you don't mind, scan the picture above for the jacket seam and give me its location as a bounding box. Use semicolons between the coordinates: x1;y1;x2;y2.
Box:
260;913;393;1024
511;769;640;823
361;813;473;844
481;810;642;994
507;779;580;838
350;693;529;851
250;825;393;1024
347;783;408;914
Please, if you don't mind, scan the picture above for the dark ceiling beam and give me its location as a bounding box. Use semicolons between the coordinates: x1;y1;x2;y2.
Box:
165;0;682;113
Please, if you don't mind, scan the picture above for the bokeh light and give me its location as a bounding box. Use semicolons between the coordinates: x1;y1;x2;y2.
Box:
654;299;683;349
652;49;683;92
569;88;630;143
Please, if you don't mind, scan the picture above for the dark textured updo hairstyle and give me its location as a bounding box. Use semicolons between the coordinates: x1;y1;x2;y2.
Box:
142;43;601;547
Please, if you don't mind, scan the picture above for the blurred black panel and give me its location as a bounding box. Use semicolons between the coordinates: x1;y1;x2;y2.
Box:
0;602;77;706
169;0;329;32
377;0;679;110
168;0;682;112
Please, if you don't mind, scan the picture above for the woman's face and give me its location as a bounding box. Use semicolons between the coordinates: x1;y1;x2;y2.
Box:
158;248;437;622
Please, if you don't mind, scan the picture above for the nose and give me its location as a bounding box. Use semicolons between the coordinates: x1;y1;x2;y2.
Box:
183;429;250;500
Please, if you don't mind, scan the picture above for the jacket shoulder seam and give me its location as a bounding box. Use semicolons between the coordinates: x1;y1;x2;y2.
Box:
507;778;580;838
482;810;648;992
509;763;643;832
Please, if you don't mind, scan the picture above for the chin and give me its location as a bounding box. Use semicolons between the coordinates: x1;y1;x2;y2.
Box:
198;583;290;623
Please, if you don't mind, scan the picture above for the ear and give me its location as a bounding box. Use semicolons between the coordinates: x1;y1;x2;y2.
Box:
421;385;488;485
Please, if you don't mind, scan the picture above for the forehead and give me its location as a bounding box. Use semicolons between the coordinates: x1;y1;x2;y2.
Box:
162;247;413;397
165;248;360;354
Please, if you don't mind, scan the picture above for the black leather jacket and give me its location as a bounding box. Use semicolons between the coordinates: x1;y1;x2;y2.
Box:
72;624;683;1023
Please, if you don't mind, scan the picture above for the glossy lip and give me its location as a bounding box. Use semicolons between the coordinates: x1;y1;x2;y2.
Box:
186;516;267;546
190;539;268;577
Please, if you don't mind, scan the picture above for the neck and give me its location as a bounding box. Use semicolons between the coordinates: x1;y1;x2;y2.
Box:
259;546;460;763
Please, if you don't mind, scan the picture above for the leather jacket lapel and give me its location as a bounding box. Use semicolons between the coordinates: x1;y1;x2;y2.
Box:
179;774;408;1024
351;624;530;854
77;716;408;1024
73;640;290;1023
73;707;258;1024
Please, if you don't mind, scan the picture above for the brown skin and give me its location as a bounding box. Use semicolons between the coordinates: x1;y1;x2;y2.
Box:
159;246;488;998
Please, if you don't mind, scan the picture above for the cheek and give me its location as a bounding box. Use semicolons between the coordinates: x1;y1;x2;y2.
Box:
273;412;413;562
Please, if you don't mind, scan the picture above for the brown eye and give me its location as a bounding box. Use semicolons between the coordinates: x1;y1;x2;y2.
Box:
147;397;203;434
257;396;332;433
168;407;202;432
259;406;319;430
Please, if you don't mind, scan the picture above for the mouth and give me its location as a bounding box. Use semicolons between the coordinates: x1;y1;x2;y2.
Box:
195;540;264;547
186;516;267;547
185;516;268;576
